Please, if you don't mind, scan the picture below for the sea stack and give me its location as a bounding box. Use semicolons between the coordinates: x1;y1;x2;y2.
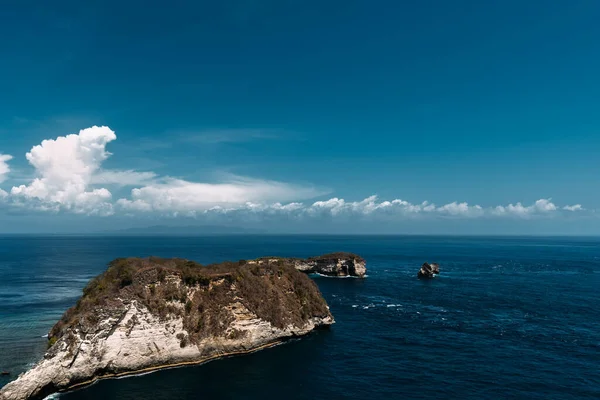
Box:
0;256;336;400
418;262;440;279
293;252;367;278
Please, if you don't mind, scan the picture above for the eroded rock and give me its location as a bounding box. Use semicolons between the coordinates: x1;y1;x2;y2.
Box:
418;262;440;279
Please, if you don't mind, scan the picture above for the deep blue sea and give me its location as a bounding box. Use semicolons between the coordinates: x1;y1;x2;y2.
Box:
1;235;599;399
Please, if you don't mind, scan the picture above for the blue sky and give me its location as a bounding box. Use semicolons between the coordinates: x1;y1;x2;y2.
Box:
0;0;599;233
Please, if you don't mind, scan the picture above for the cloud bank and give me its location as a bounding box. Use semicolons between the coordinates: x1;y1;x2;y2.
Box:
0;126;588;222
193;195;583;220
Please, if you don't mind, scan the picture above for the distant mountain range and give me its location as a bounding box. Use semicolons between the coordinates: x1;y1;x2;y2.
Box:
106;225;266;235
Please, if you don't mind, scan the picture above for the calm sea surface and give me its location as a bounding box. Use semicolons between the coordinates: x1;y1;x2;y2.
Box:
0;235;599;399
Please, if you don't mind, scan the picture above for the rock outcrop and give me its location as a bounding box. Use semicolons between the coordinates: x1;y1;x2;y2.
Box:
418;262;440;279
292;252;367;278
0;257;334;400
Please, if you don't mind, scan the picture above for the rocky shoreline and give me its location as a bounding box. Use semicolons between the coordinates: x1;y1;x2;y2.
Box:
0;253;364;400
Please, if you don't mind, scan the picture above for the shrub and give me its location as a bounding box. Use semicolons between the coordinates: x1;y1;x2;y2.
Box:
48;336;58;348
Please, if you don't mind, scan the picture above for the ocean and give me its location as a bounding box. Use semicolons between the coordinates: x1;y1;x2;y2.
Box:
0;235;598;399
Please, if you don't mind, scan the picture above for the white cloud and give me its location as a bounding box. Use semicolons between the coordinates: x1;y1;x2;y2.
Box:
91;170;158;186
9;126;116;215
309;197;346;216
492;198;561;217
117;176;323;214
437;202;484;217
0;154;12;183
203;201;306;217
563;204;583;212
533;198;557;212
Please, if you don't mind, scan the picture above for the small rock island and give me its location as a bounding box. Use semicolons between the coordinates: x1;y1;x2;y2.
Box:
0;253;365;400
418;262;440;279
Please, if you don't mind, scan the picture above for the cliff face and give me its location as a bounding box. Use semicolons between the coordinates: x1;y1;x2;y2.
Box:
293;253;367;278
0;257;334;400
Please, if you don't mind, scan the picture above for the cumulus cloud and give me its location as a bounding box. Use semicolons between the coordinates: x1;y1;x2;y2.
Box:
0;154;12;183
492;198;562;217
563;204;583;212
437;202;483;217
9;126;116;215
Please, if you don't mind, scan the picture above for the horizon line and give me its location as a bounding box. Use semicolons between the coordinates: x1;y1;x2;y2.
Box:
1;233;599;238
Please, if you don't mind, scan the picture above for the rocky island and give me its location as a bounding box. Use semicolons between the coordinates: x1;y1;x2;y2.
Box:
418;262;440;279
0;253;365;400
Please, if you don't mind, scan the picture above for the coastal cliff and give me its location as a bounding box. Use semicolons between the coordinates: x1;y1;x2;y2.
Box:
292;252;367;277
0;256;338;400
